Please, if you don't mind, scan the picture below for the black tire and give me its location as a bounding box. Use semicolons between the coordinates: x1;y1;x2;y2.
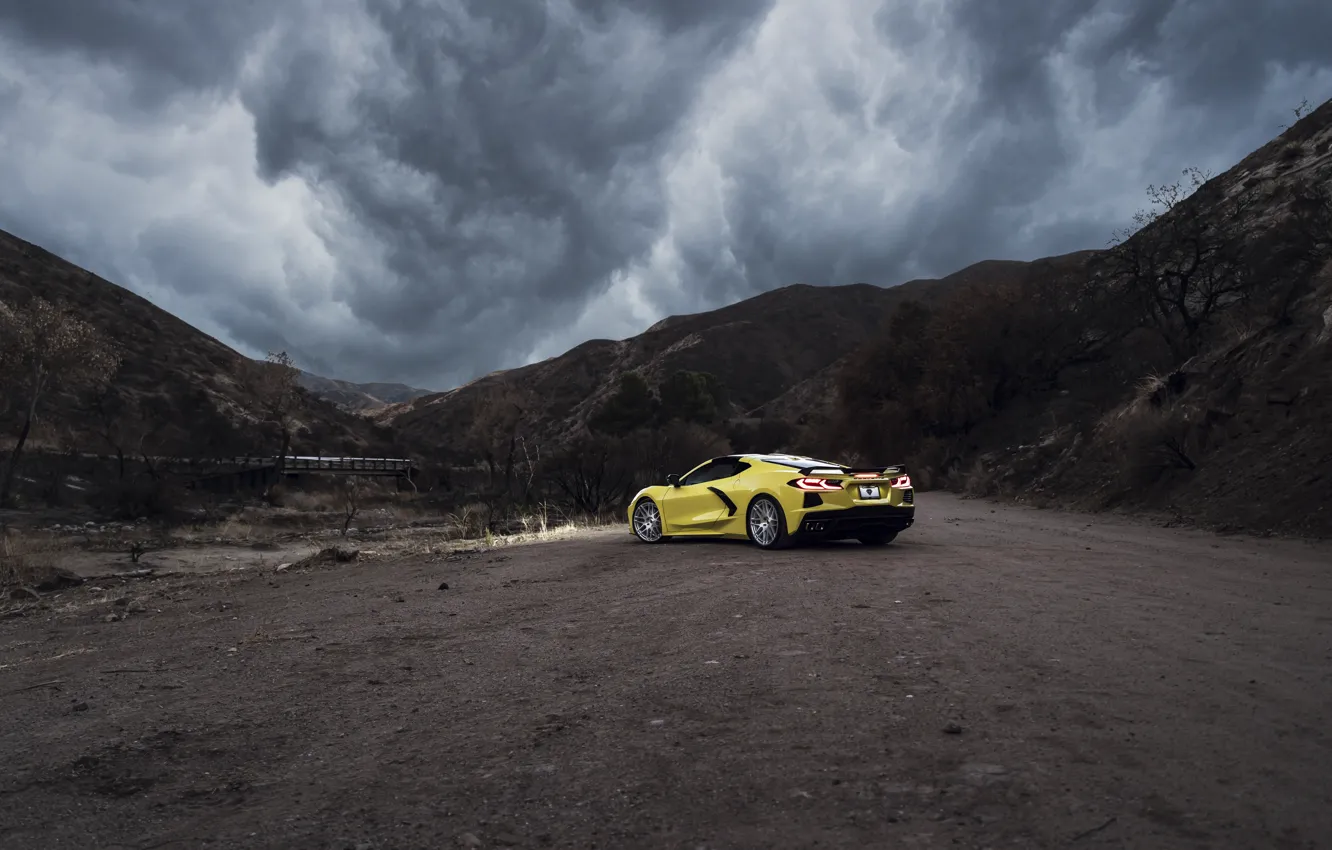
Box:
746;494;792;550
858;531;898;546
631;498;667;543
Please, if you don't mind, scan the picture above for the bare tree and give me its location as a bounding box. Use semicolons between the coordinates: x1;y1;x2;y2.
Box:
547;433;632;515
340;477;360;536
466;384;532;499
1102;168;1259;359
515;435;541;503
0;297;120;507
242;351;302;474
1280;98;1312;130
89;385;160;481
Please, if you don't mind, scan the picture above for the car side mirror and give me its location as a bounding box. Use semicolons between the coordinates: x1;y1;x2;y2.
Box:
666;474;680;487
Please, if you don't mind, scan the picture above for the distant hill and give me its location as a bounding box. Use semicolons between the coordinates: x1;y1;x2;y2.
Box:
297;371;433;413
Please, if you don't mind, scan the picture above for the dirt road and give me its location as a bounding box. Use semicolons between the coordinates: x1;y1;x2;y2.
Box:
2;494;1330;849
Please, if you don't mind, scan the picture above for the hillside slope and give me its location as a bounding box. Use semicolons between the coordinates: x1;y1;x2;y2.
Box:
0;229;397;458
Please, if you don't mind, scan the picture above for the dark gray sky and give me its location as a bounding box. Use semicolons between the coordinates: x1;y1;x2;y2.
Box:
1;0;1329;389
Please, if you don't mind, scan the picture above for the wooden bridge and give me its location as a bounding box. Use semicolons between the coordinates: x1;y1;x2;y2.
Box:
181;456;418;494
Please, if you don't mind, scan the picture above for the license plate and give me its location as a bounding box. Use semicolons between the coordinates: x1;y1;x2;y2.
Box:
858;484;881;500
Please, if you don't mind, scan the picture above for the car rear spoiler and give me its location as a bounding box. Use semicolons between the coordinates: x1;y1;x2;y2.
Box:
798;464;907;477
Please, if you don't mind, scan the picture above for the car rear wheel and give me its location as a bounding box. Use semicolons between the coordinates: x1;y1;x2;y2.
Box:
632;498;666;543
746;495;791;550
858;531;897;546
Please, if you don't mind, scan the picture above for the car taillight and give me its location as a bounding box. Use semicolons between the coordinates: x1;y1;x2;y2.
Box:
890;475;912;488
792;477;842;491
852;472;878;479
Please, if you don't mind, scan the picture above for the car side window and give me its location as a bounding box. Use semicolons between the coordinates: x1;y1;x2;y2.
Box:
706;461;737;482
685;460;746;485
681;461;722;487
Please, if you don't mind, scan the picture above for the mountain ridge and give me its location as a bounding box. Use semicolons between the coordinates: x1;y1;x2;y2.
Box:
296;371;433;413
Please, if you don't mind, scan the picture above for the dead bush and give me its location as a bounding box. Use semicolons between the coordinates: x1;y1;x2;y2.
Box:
957;458;998;498
1097;375;1201;486
447;502;492;539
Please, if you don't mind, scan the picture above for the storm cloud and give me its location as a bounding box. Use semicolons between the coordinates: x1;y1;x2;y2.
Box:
1;0;1329;388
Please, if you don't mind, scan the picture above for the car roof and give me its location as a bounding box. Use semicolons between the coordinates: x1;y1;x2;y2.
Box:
738;453;843;468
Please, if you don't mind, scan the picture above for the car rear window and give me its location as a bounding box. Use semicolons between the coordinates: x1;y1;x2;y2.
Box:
750;454;842;469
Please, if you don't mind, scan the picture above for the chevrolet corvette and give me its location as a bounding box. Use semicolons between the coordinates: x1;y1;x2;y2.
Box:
627;453;914;549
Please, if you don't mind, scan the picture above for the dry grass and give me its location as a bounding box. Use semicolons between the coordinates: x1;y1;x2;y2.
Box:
381;507;622;559
488;510;620;548
167;496;624;562
1216;313;1265;350
0;531;74;588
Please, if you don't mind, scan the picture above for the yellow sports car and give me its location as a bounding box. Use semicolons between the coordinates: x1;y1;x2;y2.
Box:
627;453;914;549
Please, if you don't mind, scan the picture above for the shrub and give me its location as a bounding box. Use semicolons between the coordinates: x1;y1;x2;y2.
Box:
1096;374;1200;487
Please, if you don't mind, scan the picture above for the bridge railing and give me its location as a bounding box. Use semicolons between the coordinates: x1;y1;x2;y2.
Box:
158;456;416;473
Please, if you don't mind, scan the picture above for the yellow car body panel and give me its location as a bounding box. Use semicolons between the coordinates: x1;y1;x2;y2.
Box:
627;453;915;548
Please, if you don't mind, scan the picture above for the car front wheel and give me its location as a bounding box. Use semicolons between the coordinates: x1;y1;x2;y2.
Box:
746;495;791;550
631;498;666;543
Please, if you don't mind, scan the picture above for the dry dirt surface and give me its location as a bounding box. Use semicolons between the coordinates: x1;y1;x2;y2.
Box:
2;495;1331;850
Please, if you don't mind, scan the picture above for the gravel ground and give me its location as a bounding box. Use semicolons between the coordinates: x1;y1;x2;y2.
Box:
2;493;1330;849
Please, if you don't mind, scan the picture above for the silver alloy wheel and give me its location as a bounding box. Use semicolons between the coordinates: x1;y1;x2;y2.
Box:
749;498;780;547
633;500;663;542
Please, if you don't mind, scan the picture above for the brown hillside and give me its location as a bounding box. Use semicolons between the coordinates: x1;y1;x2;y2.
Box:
0;229;397;458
